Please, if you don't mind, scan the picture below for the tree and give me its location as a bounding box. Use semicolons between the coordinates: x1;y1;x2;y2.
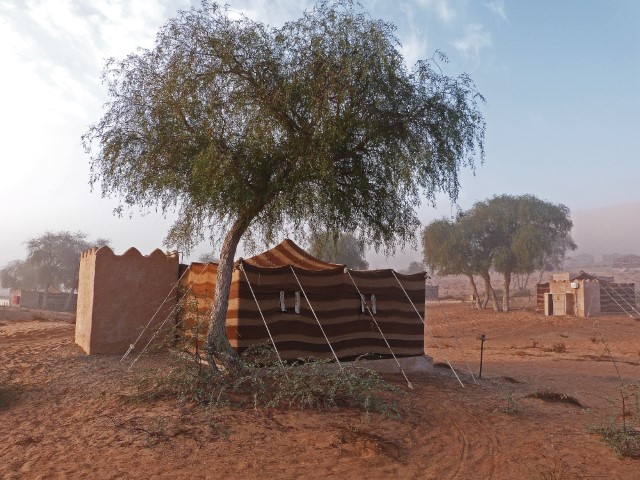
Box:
0;260;38;291
308;232;369;269
401;261;426;275
1;232;109;310
422;217;493;309
83;0;485;369
476;195;576;312
198;252;219;263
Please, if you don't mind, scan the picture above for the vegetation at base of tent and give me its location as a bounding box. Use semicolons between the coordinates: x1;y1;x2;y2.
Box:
132;345;403;417
422;194;576;312
0;231;109;309
307;231;369;269
84;0;485;369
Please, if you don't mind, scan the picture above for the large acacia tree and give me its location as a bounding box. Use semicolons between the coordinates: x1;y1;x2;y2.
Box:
424;195;575;313
84;0;485;369
485;195;576;312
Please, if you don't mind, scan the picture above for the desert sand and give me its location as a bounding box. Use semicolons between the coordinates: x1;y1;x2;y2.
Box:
1;301;638;479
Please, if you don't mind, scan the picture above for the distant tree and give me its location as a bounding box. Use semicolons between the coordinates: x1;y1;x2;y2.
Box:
477;195;576;312
83;1;485;369
1;232;109;310
0;260;38;290
422;217;492;309
197;252;219;264
308;232;369;269
401;261;426;275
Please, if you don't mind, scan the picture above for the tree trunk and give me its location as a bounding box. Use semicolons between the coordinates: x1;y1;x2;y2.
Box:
466;274;482;309
64;290;74;312
64;279;78;312
42;284;50;310
502;271;512;312
481;272;499;311
204;219;249;371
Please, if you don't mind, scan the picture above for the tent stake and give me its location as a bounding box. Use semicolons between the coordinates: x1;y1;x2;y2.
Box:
479;334;486;379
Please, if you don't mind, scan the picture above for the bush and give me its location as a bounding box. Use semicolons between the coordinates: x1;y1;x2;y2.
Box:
133;344;403;417
591;419;640;459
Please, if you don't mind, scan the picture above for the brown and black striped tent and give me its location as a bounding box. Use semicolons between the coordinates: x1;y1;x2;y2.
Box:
179;239;426;361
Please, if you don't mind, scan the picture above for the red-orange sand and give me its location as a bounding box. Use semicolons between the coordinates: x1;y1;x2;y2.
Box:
1;304;638;479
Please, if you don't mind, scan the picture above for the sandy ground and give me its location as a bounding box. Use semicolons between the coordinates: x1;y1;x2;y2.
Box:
1;304;639;479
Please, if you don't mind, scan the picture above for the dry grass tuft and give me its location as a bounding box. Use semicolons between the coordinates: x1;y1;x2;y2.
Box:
525;390;583;407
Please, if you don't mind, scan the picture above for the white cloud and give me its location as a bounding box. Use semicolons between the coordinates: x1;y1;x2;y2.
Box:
453;23;491;60
415;0;456;24
485;0;507;21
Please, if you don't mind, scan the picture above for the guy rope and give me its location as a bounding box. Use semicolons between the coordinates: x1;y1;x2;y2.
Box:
346;268;413;389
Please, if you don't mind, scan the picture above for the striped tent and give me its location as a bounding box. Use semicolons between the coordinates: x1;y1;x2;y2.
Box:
179;239;425;361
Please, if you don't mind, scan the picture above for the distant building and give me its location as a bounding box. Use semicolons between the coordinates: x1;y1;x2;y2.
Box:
9;287;76;311
612;254;640;269
603;253;622;267
537;271;636;317
564;253;594;268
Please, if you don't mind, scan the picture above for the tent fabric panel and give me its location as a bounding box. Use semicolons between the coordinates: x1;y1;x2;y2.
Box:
242;239;343;271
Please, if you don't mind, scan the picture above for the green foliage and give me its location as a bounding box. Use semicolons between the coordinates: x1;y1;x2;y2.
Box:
0;231;109;292
422;194;575;311
0;260;38;290
495;391;522;416
422;215;492;278
84;0;485;254
476;195;575;277
591;418;640;459
134;345;402;416
308;231;369;269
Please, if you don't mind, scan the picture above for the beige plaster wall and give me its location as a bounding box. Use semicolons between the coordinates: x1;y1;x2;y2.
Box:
75;246;179;354
576;279;601;317
75;249;97;351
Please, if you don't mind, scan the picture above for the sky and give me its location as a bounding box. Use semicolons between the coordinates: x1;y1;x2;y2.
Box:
1;0;639;270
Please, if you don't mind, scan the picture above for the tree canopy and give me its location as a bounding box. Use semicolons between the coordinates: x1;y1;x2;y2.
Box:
0;231;109;294
422;194;576;311
308;232;369;269
83;0;485;367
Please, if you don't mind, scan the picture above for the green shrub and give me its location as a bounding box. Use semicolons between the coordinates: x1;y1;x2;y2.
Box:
591;418;640;459
132;344;403;417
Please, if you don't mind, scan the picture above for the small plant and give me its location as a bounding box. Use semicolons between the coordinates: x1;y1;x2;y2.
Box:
531;340;539;348
590;418;640;459
496;392;521;415
526;390;582;407
141;417;168;448
551;342;567;353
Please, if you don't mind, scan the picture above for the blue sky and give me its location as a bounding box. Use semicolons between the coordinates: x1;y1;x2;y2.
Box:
0;0;638;269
